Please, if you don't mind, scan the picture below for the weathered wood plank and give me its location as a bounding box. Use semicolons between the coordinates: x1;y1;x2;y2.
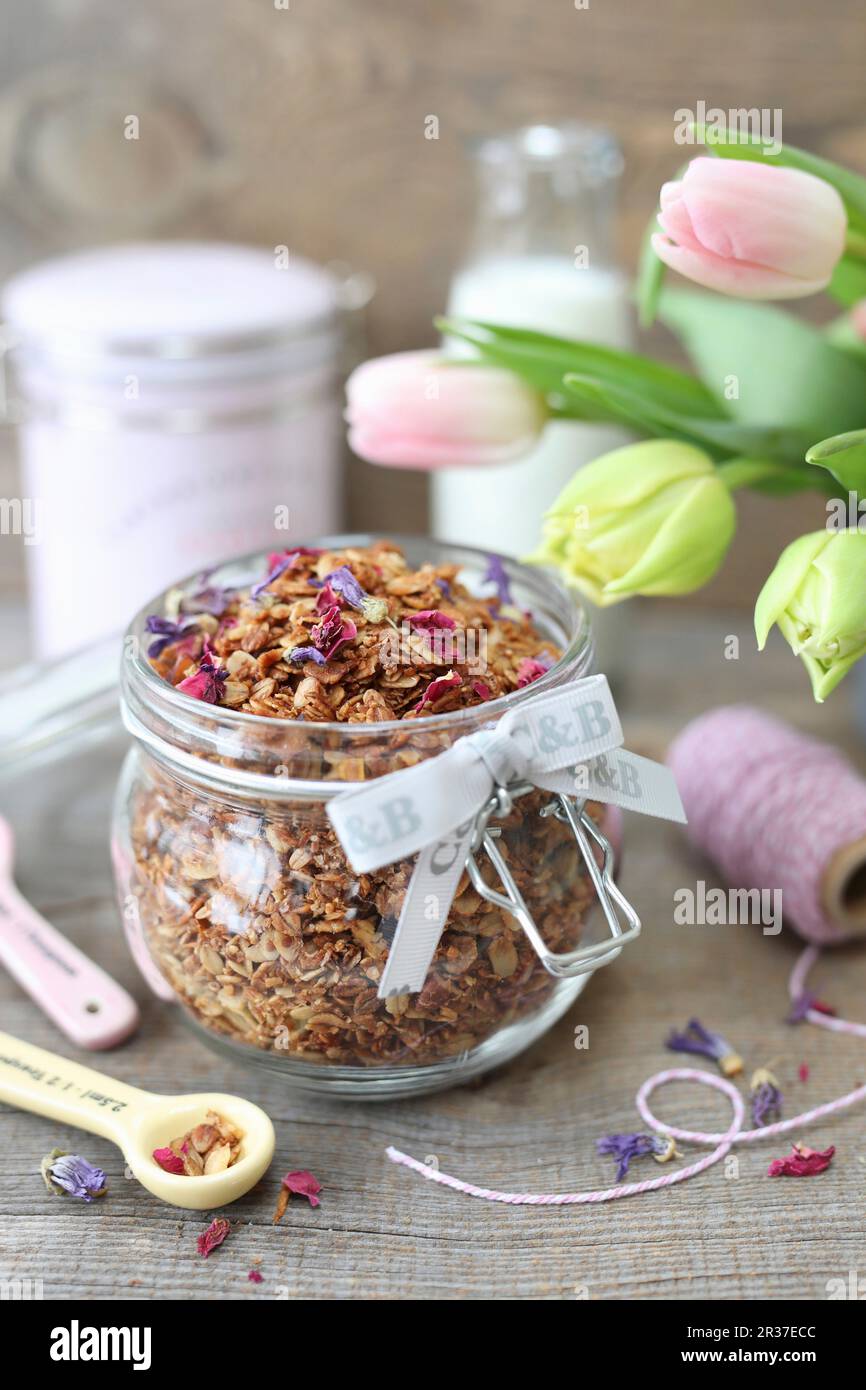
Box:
1;605;864;1299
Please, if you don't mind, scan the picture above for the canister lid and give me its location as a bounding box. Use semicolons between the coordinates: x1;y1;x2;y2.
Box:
2;242;341;359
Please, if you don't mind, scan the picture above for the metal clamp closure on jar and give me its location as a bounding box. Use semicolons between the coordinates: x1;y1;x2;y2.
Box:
467;782;640;979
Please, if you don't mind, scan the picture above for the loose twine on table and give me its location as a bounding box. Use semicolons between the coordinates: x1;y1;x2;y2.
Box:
386;946;866;1205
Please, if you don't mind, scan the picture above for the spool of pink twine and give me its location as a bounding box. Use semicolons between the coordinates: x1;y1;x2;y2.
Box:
667;705;866;946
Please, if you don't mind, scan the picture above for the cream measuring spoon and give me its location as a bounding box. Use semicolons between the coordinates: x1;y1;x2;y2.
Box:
0;1030;275;1210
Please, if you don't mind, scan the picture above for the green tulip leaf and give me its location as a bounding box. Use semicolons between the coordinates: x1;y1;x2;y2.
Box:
718;457;829;497
437;316;726;420
561;372;810;462
806;429;866;492
657;288;866;440
636;219;665;328
694;124;866;234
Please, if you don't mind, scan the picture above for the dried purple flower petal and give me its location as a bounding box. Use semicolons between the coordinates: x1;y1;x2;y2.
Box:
665;1018;743;1077
290;645;327;665
145;614;199;657
750;1068;783;1127
252;547;323;599
197;1216;231;1257
482;554;513;607
41;1149;107;1201
596;1132;676;1182
316;565;365;607
315;566;389;623
787;991;835;1024
436;577;452;599
180;585;235;618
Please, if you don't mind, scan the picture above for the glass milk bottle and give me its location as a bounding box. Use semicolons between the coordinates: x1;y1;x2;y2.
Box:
433;123;633;559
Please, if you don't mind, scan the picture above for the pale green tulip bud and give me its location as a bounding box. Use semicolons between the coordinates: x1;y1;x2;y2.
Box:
755;528;866;701
533;439;736;605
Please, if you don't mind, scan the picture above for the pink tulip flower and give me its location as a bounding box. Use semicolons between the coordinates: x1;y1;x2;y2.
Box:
345;350;547;469
652;157;847;299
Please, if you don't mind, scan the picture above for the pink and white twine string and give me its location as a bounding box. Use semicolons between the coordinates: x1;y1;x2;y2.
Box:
386;946;866;1206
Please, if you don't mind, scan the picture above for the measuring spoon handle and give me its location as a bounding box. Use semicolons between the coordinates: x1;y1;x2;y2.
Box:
0;1029;150;1144
0;879;139;1048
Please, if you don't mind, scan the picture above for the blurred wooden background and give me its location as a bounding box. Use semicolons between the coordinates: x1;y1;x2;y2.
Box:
1;0;864;608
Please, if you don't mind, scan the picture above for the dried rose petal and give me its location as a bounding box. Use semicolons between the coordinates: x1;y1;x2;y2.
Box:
248;1269;264;1284
313;604;347;652
177;640;228;704
415;670;461;712
767;1143;835;1177
197;1217;232;1257
407;609;457;632
516;654;553;688
152;1147;185;1175
315;581;340;613
281;1169;322;1207
798;1063;809;1083
472;680;491;700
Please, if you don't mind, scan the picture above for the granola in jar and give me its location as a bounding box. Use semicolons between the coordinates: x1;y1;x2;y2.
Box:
115;538;609;1094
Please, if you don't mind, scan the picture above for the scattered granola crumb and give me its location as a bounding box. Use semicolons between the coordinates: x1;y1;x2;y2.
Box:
197;1217;232;1257
272;1187;290;1225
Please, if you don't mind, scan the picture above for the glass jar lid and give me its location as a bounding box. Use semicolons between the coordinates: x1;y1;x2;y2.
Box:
1;242;344;384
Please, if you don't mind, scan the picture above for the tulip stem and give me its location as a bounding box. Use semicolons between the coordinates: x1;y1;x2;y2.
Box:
717;457;828;495
845;228;866;261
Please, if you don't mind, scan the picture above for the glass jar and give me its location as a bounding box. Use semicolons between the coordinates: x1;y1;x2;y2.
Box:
112;536;619;1099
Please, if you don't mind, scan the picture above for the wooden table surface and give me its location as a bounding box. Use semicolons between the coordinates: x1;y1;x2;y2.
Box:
2;603;865;1302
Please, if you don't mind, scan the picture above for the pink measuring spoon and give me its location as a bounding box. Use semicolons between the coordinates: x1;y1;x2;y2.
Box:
0;815;139;1049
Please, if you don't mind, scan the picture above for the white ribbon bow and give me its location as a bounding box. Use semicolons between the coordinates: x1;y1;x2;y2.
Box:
327;675;685;998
